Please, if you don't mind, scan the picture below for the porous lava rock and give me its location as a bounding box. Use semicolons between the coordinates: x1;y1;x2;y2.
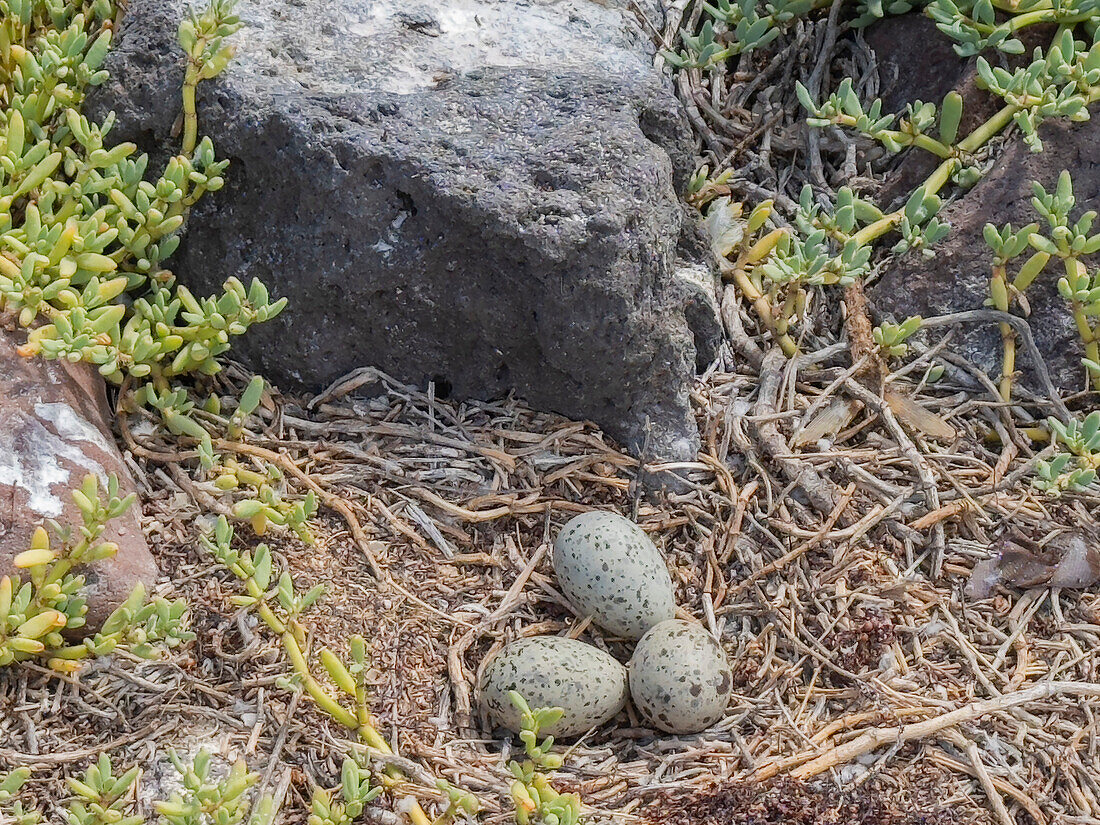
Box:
91;0;721;460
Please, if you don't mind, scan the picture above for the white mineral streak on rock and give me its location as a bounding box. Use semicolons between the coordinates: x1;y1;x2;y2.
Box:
0;407;108;518
35;402;115;455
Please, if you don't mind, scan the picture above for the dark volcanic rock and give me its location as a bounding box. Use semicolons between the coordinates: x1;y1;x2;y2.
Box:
91;0;717;461
873;116;1100;393
863;14;997;209
0;320;158;630
864;15;971;118
865;15;1100;393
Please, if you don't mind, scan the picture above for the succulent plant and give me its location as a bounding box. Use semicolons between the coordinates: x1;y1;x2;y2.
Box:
0;474;192;671
506;692;583;825
202;515;477;825
1;749;277;825
1;0;285;444
1034;411;1100;493
874;315;923;359
663;0;923;68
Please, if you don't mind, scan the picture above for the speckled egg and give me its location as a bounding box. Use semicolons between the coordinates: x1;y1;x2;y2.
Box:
628;620;732;734
478;636;628;738
553;511;676;640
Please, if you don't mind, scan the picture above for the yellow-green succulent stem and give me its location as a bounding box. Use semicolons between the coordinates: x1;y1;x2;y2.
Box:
992;0;1042;12
244;577;433;825
1066;259;1095;343
1063;257;1100;389
852;158;959;246
956;104;1018;153
280;632;360;729
50;643;95;660
909;133;955;159
989;263;1017;401
26;531;102;618
849;98;1035;248
1009;8;1096;29
182;65;201;157
725;262;799;356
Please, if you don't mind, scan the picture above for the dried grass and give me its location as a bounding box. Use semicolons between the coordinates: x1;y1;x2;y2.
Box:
3;4;1100;824
3;354;1099;824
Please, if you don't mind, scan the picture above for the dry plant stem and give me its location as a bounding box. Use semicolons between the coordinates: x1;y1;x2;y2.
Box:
212;438;384;577
990;261;1018;402
843;280;886;390
753;348;839;515
929;748;1047;825
0;720;177;766
784;681;1100;780
841;379;946;576
918;310;1070;420
721;285;766;369
212;439;473;629
939;730;1016;825
805;0;845;187
727;483;855;597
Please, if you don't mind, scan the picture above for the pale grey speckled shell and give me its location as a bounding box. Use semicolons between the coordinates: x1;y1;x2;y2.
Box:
478;636;628;738
553;511;675;640
628;620;732;734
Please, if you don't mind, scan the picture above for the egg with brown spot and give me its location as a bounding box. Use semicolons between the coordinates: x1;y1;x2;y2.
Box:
628;619;733;734
478;636;628;738
553;511;676;640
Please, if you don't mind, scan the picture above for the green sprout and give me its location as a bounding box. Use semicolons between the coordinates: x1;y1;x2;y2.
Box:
685;165;734;210
1029;171;1100;385
703;196;796;354
65;753;143;825
307;759;383;825
981;170;1100;400
1034;411;1100;493
798;82;966;161
874;316;923;358
2;0;285;437
929;0;1100;57
663;20;733;69
0;767;40;825
1;751;274;825
773;19;1100;361
982;220;1045;401
663;0;922;68
155;749;270;825
432;780;481;825
506;692;582;825
202;516;476;825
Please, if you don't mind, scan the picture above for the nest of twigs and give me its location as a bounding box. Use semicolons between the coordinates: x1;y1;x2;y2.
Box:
1;355;1097;824
3;2;1100;824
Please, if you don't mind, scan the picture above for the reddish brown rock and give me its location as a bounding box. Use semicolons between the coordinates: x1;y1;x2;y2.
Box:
0;318;158;630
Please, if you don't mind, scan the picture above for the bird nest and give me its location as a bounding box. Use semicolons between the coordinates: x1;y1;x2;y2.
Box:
2;355;1098;825
3;2;1100;822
